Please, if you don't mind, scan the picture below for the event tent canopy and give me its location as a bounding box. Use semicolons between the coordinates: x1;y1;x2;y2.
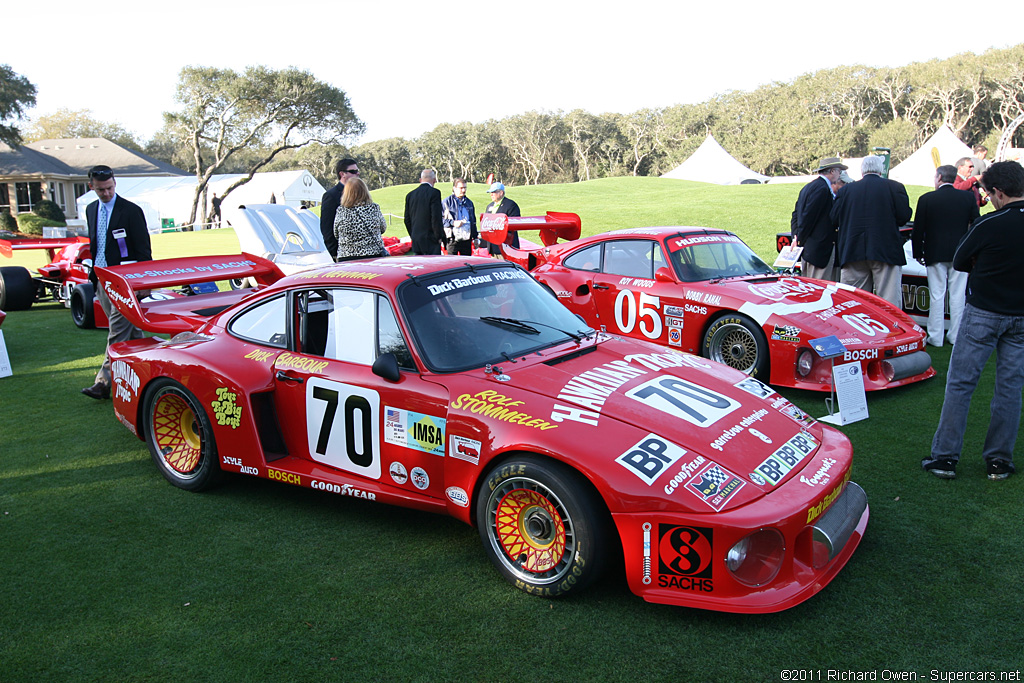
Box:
889;125;973;187
75;170;326;232
661;135;769;185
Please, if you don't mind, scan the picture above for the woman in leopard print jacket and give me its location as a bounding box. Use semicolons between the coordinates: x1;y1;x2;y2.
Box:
333;177;389;261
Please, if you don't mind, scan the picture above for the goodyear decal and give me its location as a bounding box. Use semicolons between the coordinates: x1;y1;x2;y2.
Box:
211;387;242;429
751;431;818;487
453;391;558;430
277;352;329;374
384;407;446;455
807;472;851;523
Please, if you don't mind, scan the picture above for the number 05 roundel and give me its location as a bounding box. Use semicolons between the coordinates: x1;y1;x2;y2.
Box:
306;378;381;479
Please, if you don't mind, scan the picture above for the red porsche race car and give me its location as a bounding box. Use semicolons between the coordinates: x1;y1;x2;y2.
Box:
96;253;869;613
504;226;934;392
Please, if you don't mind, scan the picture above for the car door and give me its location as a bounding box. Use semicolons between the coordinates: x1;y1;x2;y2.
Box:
271;287;450;499
591;239;673;344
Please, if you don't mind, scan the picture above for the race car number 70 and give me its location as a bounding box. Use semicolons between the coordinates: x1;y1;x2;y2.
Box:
306;378;382;478
626;376;741;427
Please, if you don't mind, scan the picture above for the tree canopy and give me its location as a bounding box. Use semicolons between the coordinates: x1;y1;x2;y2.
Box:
0;65;37;147
164;65;363;226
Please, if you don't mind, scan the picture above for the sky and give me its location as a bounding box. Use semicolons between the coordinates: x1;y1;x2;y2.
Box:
7;1;1021;146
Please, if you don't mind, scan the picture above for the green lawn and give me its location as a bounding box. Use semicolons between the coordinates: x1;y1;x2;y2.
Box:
2;178;1020;681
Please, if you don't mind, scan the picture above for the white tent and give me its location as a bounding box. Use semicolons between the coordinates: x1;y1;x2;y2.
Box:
661;135;769;185
890;126;973;187
75;170;326;232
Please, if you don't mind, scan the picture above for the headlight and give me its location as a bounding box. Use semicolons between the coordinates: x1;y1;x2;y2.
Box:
797;350;814;377
725;528;785;586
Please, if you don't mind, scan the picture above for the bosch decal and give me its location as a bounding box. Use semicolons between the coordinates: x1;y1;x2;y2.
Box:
843;349;878;362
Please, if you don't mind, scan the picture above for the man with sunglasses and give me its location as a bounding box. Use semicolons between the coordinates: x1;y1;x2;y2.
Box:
81;165;152;400
320;158;359;259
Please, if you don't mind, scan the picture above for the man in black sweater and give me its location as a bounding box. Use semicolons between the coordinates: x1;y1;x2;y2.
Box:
923;161;1024;481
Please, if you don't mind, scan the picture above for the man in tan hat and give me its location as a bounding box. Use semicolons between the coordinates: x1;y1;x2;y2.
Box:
792;157;846;280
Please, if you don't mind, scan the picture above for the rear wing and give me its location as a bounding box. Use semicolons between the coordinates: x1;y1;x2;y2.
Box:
478;211;581;247
95;253;283;334
0;236;88;260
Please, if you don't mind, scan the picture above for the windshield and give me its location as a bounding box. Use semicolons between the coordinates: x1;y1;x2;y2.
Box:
667;233;774;282
398;265;594;373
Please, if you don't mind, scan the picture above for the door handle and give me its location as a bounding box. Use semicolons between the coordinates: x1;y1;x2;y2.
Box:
592;283;610;290
276;370;305;383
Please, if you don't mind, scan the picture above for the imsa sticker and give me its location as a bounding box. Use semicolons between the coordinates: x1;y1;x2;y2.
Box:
384;407;446;456
751;431;818;487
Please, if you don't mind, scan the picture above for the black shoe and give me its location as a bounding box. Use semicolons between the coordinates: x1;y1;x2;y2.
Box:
81;382;111;400
922;457;957;479
987;459;1015;481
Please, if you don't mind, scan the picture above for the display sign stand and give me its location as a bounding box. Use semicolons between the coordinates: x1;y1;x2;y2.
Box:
0;331;12;378
809;335;868;425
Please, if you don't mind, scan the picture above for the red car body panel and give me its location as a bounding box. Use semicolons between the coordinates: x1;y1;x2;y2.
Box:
521;227;934;391
99;254;868;612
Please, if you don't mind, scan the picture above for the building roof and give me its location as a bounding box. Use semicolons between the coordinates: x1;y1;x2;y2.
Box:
0;137;187;178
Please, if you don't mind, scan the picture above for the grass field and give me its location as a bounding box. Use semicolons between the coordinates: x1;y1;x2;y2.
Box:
2;178;1020;681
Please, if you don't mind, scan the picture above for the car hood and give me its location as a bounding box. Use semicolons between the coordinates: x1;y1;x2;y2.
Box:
466;335;834;505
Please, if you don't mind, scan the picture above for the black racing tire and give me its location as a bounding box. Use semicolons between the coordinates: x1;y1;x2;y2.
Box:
144;379;222;492
0;266;37;311
477;455;610;598
702;313;770;379
70;283;96;329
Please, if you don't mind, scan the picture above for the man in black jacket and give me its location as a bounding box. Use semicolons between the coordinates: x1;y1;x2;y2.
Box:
923;161;1024;481
831;155;912;309
793;157;845;280
81;165;152;400
911;164;980;346
320;158;359;259
404;169;444;255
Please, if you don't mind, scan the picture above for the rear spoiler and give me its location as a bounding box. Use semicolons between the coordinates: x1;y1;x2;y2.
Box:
479;211;581;247
95;253;283;333
0;236;88;260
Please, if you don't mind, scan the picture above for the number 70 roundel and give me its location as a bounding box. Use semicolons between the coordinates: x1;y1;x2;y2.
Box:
307;378;382;479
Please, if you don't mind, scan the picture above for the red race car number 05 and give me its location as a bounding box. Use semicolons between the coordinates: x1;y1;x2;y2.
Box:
614;290;663;340
306;378;382;479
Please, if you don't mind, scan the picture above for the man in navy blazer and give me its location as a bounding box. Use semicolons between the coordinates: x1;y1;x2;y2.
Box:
404;169;444;255
793;157;846;280
911;165;980;346
831;155;913;310
81;165;152;400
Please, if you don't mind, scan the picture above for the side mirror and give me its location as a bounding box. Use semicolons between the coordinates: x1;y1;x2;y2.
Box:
82;258;94;271
371;352;401;382
655;267;675;283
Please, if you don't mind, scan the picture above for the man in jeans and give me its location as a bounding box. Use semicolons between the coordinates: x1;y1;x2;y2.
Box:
922;161;1024;480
